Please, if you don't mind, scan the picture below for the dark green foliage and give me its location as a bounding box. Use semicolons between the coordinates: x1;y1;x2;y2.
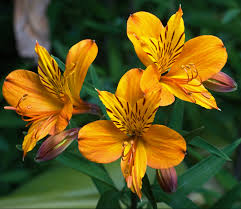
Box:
1;0;241;208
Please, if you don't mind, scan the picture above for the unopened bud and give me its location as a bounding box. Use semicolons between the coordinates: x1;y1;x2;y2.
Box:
156;167;177;193
35;128;79;162
203;72;237;92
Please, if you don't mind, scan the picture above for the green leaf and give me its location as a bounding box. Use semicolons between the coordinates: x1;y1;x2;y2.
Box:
168;99;184;132
56;152;116;190
82;81;99;98
96;190;121;209
212;182;241;209
152;185;200;209
142;174;157;209
152;138;241;209
181;126;205;141
90;65;100;89
177;138;241;196
51;55;65;71
189;136;232;161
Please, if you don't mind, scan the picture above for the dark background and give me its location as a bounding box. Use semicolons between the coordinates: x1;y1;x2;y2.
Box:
0;0;241;207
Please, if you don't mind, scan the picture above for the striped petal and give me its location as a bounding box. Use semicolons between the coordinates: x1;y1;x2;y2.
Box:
2;69;62;114
127;11;164;66
35;42;65;100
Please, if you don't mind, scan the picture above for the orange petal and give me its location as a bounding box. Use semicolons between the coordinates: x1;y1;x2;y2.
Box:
132;140;147;199
120;139;147;199
115;68;144;106
78;120;126;163
157;7;185;73
168;35;227;81
142;124;186;169
49;96;73;135
97;90;130;133
35;42;65;99
64;39;98;106
140;65;175;106
22;115;58;157
127;11;164;66
2;70;62;113
161;77;219;109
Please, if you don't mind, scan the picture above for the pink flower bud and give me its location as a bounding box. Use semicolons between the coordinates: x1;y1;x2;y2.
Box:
35;128;79;162
156;167;177;193
203;72;237;92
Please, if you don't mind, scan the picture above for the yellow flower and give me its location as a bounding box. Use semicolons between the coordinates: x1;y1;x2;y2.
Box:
2;40;98;157
78;69;186;198
127;7;228;109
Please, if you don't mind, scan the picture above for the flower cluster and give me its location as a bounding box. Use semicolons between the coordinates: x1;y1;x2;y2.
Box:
2;7;236;199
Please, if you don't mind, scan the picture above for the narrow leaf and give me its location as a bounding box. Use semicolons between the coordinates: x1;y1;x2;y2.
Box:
96;190;121;209
90;65;100;88
56;152;116;190
51;55;65;71
168;99;184;132
189;136;231;161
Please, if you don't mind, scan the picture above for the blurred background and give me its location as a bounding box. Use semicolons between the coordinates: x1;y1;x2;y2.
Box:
0;0;241;208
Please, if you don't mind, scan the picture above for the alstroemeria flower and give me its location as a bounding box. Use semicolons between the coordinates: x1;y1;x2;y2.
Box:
78;69;186;198
2;40;98;157
127;7;228;109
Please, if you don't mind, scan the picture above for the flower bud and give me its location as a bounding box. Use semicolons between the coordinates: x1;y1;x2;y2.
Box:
156;167;177;193
203;72;237;92
35;128;79;162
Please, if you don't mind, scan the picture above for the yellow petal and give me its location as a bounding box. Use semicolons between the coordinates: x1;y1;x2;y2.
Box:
78;120;126;163
157;7;185;73
22;115;58;157
49;96;73;135
132;140;147;199
142;124;186;169
140;65;175;106
168;35;227;81
35;42;65;99
127;11;164;66
115;68;144;106
2;69;62;114
64;39;98;106
120;139;147;199
161;77;219;109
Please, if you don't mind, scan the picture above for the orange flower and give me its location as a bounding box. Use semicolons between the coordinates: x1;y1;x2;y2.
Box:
78;69;186;198
127;7;228;109
2;40;98;158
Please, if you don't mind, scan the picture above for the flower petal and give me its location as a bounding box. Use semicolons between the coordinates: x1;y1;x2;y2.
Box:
142;124;186;169
64;39;98;106
140;65;175;106
97;90;129;132
161;77;219;109
168;35;228;81
115;68;144;106
49;96;73;135
127;11;164;66
121;139;147;199
157;7;185;73
78;120;126;163
132;140;147;199
22;115;58;157
2;69;62;113
35;42;65;99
